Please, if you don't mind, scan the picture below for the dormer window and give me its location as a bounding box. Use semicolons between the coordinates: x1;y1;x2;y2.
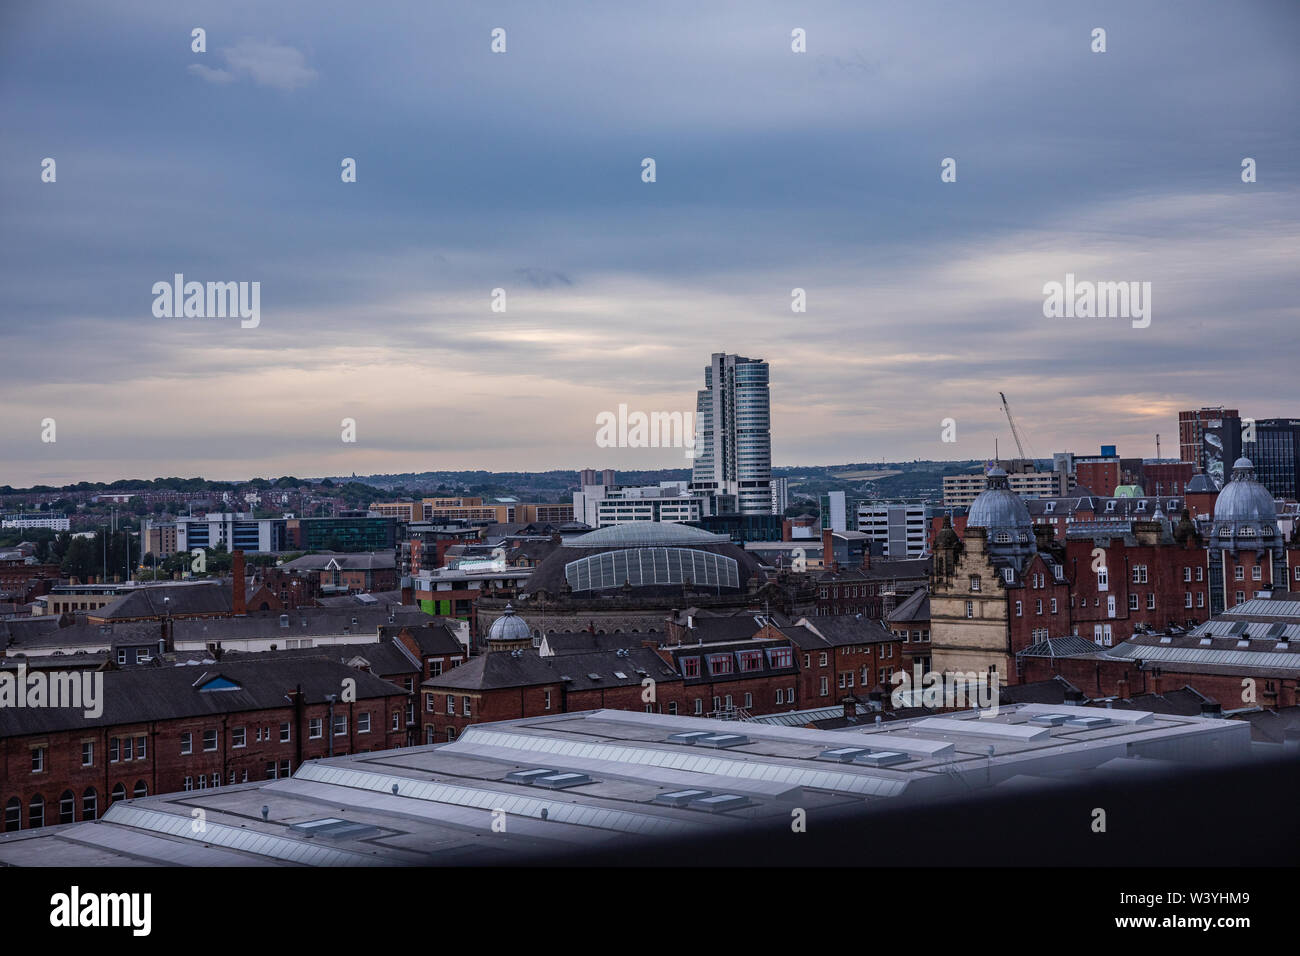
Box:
994;531;1010;543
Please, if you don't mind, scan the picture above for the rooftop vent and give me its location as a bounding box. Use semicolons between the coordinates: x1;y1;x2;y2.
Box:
1065;716;1112;730
688;793;751;813
852;750;909;768
817;747;870;763
504;768;556;785
695;733;749;749
665;731;712;745
654;789;711;807
1028;713;1070;726
531;772;593;790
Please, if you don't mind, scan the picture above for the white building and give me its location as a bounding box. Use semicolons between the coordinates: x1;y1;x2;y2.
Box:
1;512;70;531
573;482;706;528
175;513;285;553
770;477;789;514
857;502;930;557
690;353;773;515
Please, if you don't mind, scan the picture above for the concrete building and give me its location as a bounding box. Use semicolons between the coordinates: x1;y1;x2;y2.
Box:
857;502;930;557
1179;406;1239;469
0;513;70;531
690;353;773;516
175;513;286;554
942;470;1065;508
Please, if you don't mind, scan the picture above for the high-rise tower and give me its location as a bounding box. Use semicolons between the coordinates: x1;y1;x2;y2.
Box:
690;352;773;515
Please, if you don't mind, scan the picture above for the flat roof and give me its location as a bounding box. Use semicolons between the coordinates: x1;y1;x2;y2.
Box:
0;704;1248;866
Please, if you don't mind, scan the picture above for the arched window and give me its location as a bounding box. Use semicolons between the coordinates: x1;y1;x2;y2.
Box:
4;798;20;832
111;783;126;804
133;781;148;798
59;790;75;824
83;788;98;820
28;795;44;829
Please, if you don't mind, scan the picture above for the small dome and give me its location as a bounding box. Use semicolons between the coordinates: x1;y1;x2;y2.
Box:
967;469;1032;533
488;603;531;643
1213;458;1276;524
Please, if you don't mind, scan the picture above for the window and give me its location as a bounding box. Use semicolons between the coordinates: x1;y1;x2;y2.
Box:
393;710;401;731
266;762;279;780
109;737;119;762
446;695;455;715
180;732;192;755
1132;566;1148;584
818;652;828;667
1197;592;1204;608
1196;566;1203;581
1184;567;1191;582
4;798;20;832
425;694;434;712
1036;599;1043;615
743;692;752;708
429;659;443;677
969;575;981;592
232;727;246;748
767;647;793;668
965;601;974;619
116;649;127;665
708;654;735;676
203;729;217;752
183;777;193;792
819;676;828;697
135;736;146;760
309;717;323;739
1252;566;1262;581
1147;593;1156;610
82;788;97;821
803;653;810;667
668;702;678;715
462;696;472;717
403;677;414;693
81;741;94;767
31;747;45;773
544;690;552;711
681;657;701;678
59;790;75;824
1003;568;1014;583
280;722;291;743
738;650;763;672
357;712;371;733
694;698;703;715
1235;591;1245;605
1050;598;1058;614
1129;594;1139;611
1235;566;1245;581
1185;592;1193;608
29;795;44;829
133;781;147;798
1107;595;1116;617
334;713;348;735
122;737;133;761
1015;601;1022;617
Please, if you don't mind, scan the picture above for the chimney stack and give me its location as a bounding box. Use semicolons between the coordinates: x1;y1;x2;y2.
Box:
232;549;246;616
822;528;837;572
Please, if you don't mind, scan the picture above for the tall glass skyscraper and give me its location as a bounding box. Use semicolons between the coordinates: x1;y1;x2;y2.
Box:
690;353;773;515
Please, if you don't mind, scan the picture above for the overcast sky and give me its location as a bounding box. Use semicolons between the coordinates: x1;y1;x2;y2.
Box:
2;0;1297;486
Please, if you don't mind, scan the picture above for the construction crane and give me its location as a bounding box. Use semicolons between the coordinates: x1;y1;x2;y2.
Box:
998;392;1032;462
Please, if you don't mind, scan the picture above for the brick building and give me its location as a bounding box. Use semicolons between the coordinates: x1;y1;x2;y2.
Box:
0;658;408;832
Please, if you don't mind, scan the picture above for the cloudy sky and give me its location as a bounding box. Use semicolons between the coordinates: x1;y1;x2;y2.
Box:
2;0;1297;486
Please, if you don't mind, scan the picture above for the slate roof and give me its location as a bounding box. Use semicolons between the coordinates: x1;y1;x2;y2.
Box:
887;587;930;623
280;551;396;571
92;581;233;620
1017;636;1106;658
798;616;897;647
0;659;407;737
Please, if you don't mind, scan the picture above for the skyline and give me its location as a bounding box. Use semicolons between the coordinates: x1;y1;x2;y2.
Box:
3;0;1299;486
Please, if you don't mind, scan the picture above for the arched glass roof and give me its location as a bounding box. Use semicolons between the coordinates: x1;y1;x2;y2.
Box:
564;522;731;548
564;547;740;591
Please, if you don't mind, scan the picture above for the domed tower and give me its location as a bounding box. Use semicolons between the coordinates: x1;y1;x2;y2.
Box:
486;603;533;653
1206;458;1285;613
965;467;1036;567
